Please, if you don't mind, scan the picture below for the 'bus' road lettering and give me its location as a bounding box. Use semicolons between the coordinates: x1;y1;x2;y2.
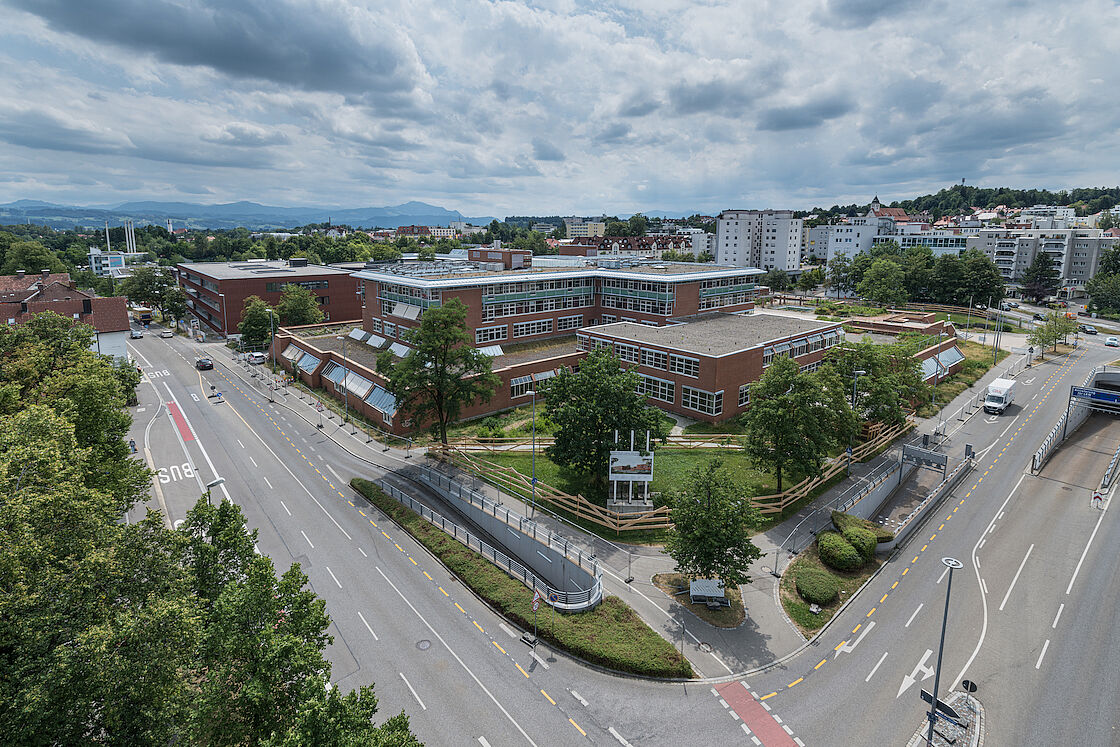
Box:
158;462;196;484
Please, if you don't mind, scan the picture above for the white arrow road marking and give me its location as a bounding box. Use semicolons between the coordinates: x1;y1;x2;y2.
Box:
897;649;936;698
834;620;876;658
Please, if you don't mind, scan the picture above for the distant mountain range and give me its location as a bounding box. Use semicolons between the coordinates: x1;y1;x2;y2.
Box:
0;199;496;231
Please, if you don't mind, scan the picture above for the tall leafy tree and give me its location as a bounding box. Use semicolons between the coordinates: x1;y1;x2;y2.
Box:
542;349;669;483
1095;243;1120;277
1020;251;1060;303
763;268;790;291
741;357;856;491
826;254;853;298
664;460;764;585
239;295;278;348
377;298;499;444
857;258;907;306
1087;271;1120;313
277;283;325;326
821;340;926;426
119;266;178;318
0;239;66;276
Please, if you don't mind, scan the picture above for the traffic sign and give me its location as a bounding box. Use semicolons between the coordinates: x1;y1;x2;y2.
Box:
920;689;961;720
532;599;540;612
316;402;324;412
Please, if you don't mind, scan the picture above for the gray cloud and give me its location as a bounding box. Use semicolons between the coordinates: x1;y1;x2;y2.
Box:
619;94;660;118
821;0;928;27
593;122;632;144
531;138;564;161
201;123;289;147
0;107;128;155
10;0;426;106
669;79;757;115
757;96;854;131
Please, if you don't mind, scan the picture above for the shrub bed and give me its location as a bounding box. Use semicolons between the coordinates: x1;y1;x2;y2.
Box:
842;526;877;562
350;478;693;678
818;531;863;572
794;566;839;605
832;510;895;543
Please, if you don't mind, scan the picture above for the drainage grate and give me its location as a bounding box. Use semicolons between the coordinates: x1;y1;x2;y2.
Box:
416;639;431;651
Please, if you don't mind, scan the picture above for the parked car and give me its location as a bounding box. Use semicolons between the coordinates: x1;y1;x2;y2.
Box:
1079;324;1099;335
1033;312;1047;321
160;329;174;338
195;357;214;370
129;329;144;339
248;352;268;365
1107;337;1120;348
974;303;987;310
1006;301;1019;308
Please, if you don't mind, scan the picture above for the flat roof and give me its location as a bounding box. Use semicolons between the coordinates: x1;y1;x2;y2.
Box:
583;313;842;357
177;260;354;280
353;260;763;289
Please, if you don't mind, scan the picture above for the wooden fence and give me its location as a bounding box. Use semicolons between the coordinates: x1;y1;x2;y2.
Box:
435;414;914;531
444;433;742;453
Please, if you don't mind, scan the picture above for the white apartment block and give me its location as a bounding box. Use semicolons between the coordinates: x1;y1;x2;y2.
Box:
1019;205;1076;225
563;217;606;238
804;225;833;263
429;226;457;238
716;210;802;271
968;228;1117;285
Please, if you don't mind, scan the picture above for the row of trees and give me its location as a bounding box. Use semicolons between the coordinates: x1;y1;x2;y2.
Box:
0;313;419;744
826;242;1005;307
238;285;327;348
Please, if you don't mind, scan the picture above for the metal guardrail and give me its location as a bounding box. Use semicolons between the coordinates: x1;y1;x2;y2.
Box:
378;478;603;612
416;465;600;577
1032;366;1100;473
891;458;974;540
1101;441;1120;491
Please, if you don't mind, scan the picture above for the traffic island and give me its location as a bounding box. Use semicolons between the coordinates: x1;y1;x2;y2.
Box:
651;573;745;628
779;543;883;637
905;691;985;747
350;478;694;678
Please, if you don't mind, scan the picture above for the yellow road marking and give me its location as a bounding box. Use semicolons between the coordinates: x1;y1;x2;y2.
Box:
867;607;876;617
382;531;391;539
347;501;354;507
394;543;404;552
516;663;530;678
455;602;466;613
760;692;777;701
921;544;928;552
930;534;937;540
541;689;556;705
474;621;484;633
493;641;506;654
569;719;586;737
852;623;861;633
880;594;888;603
815;659;827;670
370;520;377;527
891;581;898;589
834;641;846;651
788;677;803;687
409;556;417;566
338;491;346;498
439;586;449;596
423;571;433;580
912;556;919;563
939;524;945;531
359;510;366;517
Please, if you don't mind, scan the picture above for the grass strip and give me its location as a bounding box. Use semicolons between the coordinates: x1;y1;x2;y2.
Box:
350;478;693;678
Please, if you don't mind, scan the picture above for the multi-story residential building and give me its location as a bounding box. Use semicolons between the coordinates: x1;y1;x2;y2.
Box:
531;223;557;234
576;313;843;422
967;228;1118;286
0;270;130;359
563;235;695;257
564;218;607;238
396;225;432;237
88;246;148;277
688;230;717;256
1019;205;1076;225
176;258;361;337
716;210;803;271
804;225;833;263
429;227;456;239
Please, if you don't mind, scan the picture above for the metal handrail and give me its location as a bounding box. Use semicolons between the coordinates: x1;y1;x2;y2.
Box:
378;480;602;611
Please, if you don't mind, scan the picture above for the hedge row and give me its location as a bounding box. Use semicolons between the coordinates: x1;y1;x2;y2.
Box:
842;526;877;563
832;510;895;543
349;478;694;679
818;531;864;572
794;566;839;605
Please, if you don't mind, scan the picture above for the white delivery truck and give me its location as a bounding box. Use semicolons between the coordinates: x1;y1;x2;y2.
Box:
984;378;1016;414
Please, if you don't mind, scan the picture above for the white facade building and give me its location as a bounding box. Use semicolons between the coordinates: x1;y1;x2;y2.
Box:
968;228;1117;285
716;210;802;271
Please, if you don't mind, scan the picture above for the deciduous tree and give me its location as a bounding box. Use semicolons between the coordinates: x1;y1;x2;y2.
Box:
239;295;277;349
277;283;325;326
857;258;907;307
1020;251;1060;303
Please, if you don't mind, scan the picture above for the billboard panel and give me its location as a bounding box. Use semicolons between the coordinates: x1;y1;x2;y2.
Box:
609;450;654;482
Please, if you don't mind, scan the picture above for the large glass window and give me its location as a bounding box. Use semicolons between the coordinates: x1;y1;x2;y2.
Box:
513;319;553;337
637;374;675;403
640;348;667;369
682;385;723;416
476;325;507;344
668;354;699;377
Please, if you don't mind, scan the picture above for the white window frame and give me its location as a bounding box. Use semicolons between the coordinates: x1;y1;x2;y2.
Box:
640;348;667;370
476;325;507;344
668;353;700;377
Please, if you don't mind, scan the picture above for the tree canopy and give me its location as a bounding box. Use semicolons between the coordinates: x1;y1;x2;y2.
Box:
238;295;278;348
1020;251;1060;303
277;283;325;326
377;298;500;444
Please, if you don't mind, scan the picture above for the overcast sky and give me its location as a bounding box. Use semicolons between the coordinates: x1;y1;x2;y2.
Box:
1;0;1118;216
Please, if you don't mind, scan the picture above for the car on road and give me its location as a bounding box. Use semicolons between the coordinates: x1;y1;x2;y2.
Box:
129;329;144;339
195;357;214;370
160;329;174;338
1001;301;1019;309
248;352;268;365
1107;337;1120;347
1033;312;1047;321
1080;324;1099;335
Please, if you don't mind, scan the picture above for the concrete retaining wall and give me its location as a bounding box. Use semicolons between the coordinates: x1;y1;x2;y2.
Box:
879;460;973;552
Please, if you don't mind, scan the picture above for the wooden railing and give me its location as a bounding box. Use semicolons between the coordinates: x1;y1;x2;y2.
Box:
444;433;742;452
435;414;914;530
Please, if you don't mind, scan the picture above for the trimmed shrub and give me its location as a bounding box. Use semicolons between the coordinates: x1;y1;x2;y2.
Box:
795;566;840;605
832;510;894;543
818;531;863;572
842;525;877;562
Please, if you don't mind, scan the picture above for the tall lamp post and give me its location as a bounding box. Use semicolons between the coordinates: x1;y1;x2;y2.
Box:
848;369;866;475
526;388;537;518
218;292;228;339
928;557;964;745
204;477;225;506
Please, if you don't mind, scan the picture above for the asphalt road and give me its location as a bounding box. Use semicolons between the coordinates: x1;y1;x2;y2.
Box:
124;327;756;746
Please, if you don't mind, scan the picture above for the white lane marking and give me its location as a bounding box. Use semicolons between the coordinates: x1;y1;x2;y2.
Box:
358;547;367;557
499;622;518;639
952;473;1024;690
905;603;923;628
1035;639;1050;669
280;500;291;516
162;383;229;499
529;650;550;670
309;445;316;453
834;620;875;658
263;476;273;489
998;543;1034;611
1067;484;1114;594
866;651;889;682
478;739;491;747
327;463;346;483
326;566;342;588
609;726;635;746
376;567;538;746
301;436;307;444
981;578;988;595
300;530;315;549
978;539;986;550
357;610;379;641
249;456;258;467
399;672;426;710
937;566;950;584
897;649;936;698
570;689;589;707
237;439;244;448
1052;603;1064;629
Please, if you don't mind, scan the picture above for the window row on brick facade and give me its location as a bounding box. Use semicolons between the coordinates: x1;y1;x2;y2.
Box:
482;294;593;321
682;385;722;416
637;373;675;403
513;319;553;337
476;325;507;343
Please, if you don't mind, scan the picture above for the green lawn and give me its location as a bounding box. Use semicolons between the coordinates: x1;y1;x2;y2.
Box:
780;542;883;637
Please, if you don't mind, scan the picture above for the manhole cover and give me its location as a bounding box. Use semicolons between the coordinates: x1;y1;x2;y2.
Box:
416;640;431;651
699;642;712;653
1061;486;1072;492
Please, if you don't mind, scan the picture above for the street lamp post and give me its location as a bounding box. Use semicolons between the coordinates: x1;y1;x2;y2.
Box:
848;369;866;476
336;335;349;423
927;557;964;745
527;389;537;518
218;292;228;339
204;477;225;506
